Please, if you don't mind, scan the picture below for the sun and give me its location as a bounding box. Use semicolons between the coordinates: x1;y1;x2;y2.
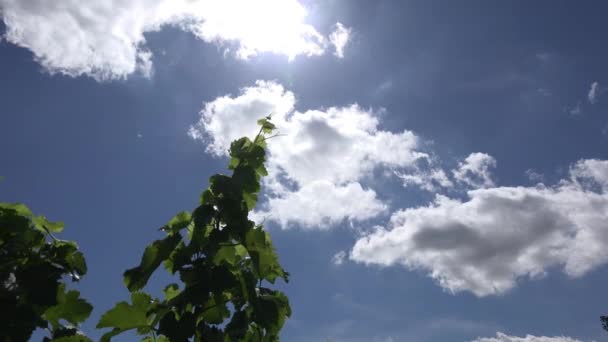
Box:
191;0;325;60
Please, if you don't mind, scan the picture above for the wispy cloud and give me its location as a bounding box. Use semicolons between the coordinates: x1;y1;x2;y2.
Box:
329;22;352;58
472;332;582;342
588;81;600;104
332;250;348;265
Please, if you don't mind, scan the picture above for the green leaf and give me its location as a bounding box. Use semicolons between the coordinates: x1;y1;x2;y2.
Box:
99;329;127;342
256;118;276;134
192;204;214;231
44;285;93;328
163;240;188;274
97;292;152;330
123;234;181;291
228;157;240;169
199;189;214;205
66;251;87;276
213;244;247;266
245;229;287;283
161;211;191;235
0;202;33;217
33;215;64;233
198;295;230;325
163;283;180;301
255;164;268;177
50;241;87;276
51;335;92;342
243;192;258;211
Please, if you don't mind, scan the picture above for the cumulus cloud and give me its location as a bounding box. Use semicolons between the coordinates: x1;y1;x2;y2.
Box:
255;181;387;229
189;81;429;228
472;332;582;342
329;22;351;58
570;159;608;190
351;158;608;296
452;153;497;189
588;81;600;104
0;0;339;80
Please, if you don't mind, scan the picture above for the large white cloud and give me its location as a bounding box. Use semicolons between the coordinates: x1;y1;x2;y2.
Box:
0;0;347;80
351;158;608;296
189;81;429;228
472;332;582;342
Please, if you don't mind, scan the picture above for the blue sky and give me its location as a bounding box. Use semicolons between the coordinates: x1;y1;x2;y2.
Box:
2;1;608;341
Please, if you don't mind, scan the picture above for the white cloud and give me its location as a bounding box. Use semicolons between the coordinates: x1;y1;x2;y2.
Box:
398;168;453;192
0;0;338;80
332;250;347;265
189;81;429;229
472;332;582;342
588;81;600;104
570;159;608;191
329;22;351;58
254;181;387;229
351;158;608;296
452;153;497;189
525;169;544;183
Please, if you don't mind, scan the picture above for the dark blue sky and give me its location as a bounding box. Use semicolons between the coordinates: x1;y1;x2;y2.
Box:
2;1;608;341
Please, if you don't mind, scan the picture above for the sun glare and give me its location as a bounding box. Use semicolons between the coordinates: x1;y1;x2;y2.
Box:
191;0;325;60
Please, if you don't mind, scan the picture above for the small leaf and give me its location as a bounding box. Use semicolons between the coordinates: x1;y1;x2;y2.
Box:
0;202;33;217
245;229;287;283
33;215;64;233
161;211;191;235
192;204;214;230
99;329;127;342
44;285;93;328
213;244;247;266
255;164;268;177
256;118;276;134
66;251;87;276
123;234;181;291
199;189;214;205
198;295;230;325
97;292;152;330
163;283;180;301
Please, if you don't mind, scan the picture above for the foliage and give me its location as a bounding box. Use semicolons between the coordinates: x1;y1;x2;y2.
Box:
0;202;92;341
602;315;608;333
97;117;291;341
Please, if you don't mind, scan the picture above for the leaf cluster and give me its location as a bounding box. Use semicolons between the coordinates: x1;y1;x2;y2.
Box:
98;117;291;341
0;203;92;341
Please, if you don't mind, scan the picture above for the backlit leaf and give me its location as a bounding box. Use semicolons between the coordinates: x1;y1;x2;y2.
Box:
123;234;181;291
97;292;152;330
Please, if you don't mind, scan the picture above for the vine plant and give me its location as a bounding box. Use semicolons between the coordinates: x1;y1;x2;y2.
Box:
1;117;290;341
0;202;92;341
97;117;291;341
